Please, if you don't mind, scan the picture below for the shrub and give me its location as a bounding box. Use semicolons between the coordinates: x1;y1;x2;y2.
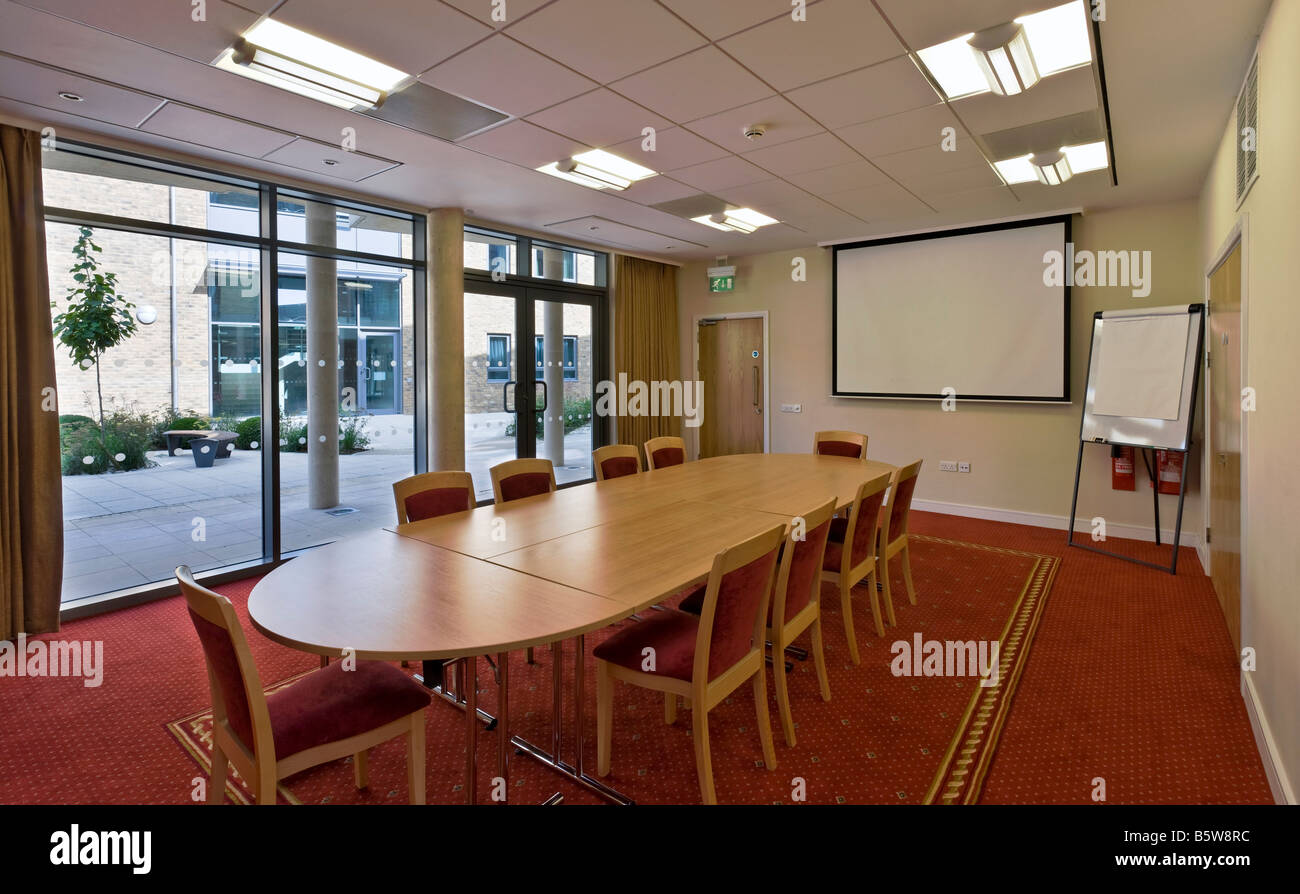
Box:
508;395;593;440
279;417;308;453
150;409;209;450
58;414;96;427
234;416;261;450
339;414;371;454
61;410;154;475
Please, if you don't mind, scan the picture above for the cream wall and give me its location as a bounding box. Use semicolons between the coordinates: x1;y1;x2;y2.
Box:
678;201;1203;538
1198;0;1299;802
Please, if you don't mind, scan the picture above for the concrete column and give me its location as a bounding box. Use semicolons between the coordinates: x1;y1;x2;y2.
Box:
306;203;338;509
428;208;465;470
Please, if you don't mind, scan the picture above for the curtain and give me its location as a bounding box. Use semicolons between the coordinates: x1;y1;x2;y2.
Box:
613;255;681;459
0;125;61;640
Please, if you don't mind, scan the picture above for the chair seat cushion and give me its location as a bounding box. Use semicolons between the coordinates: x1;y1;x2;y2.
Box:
405;487;470;522
593;610;699;681
267;661;431;761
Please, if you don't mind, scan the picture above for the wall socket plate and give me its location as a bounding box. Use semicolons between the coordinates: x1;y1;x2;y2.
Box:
939;460;958;472
958;462;971;473
780;403;802;413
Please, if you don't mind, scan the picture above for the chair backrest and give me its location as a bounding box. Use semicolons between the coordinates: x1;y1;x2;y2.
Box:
490;457;557;504
881;459;924;548
840;471;892;570
691;524;786;682
770;497;837;627
392;471;474;524
592;444;642;482
176;565;272;763
813;430;868;460
644;436;686;470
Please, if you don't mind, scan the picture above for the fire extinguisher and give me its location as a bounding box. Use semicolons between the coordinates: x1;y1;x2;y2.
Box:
1153;449;1183;495
1111;445;1136;491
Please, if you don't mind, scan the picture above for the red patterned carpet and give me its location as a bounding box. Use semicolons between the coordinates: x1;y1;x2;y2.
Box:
0;512;1272;805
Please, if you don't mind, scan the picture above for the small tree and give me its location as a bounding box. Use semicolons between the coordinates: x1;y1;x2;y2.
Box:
51;227;136;469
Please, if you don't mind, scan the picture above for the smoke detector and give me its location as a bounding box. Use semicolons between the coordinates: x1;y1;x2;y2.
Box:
742;123;767;141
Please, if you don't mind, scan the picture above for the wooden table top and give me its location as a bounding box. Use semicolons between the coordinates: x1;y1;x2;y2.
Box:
251;453;897;659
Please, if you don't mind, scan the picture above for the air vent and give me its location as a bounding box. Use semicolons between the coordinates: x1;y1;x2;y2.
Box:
1235;51;1259;206
364;82;508;141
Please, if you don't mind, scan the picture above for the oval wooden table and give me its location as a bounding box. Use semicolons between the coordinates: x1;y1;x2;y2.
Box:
249;453;897;804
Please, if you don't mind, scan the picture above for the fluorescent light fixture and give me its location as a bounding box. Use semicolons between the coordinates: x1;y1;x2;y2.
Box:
690;208;778;234
1030;149;1072;185
993;141;1108;184
216;19;407;110
536;149;656;191
969;22;1039;96
915;1;1091;100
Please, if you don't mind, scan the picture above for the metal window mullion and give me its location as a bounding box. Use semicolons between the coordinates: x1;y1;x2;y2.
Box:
259;183;281;564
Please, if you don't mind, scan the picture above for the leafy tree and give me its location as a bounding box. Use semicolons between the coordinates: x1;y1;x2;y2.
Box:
51;227;137;470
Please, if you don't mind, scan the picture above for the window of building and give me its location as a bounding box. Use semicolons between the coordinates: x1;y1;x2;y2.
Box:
534;335;577;381
487;333;511;381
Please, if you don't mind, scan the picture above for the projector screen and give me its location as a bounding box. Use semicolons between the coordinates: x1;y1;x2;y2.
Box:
833;216;1070;402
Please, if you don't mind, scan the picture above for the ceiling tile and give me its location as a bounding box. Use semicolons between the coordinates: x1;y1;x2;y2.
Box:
787;160;889;194
423;34;597;117
924;184;1022;213
0;55;161;128
140;102;296;157
657;0;794;40
682;95;822;154
261;137;399;181
955;65;1098;136
275;0;492;74
741;131;857;176
785;56;940;130
605;126;729;171
544;215;707;251
874;0;1063;52
835;104;959;158
458;119;590;168
669;155;771;191
891;163;1002;197
506;0;705;83
758;195;865;231
718;0;904;91
527;88;670;148
825;180;930;219
442;0;552;28
14;0;258;64
715;178;812;209
620;175;700;206
870;141;989;178
610;46;772;122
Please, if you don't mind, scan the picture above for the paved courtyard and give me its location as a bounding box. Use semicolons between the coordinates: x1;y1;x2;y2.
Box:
61;420;595;603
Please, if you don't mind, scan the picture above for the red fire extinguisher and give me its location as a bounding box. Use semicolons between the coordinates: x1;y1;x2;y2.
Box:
1111;446;1136;491
1153;449;1183;495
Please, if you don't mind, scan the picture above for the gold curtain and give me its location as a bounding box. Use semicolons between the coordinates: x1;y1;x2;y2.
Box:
0;125;61;640
614;255;681;458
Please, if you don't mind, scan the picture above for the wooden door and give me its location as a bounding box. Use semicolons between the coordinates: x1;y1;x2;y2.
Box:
1207;244;1242;651
697;318;764;458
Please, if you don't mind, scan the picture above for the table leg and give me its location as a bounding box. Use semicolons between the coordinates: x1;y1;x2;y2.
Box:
496;651;509;803
464;656;478;805
551;641;563;761
574;634;585;777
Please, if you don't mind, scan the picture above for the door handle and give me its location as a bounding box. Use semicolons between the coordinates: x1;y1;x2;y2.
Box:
503;380;517;414
536;378;548;413
752;366;761;414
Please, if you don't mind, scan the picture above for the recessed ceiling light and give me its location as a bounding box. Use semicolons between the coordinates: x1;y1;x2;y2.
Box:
323;159;338;166
969;22;1039;96
993;141;1108;184
1030;149;1072;185
691;207;778;234
915;0;1091;101
214;18;408;111
536;149;656;191
58;91;84;102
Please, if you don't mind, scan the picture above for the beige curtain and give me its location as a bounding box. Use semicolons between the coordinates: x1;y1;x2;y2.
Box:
1;125;61;639
614;255;681;458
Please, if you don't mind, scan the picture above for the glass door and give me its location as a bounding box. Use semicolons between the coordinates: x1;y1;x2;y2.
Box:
532;296;595;487
359;331;399;413
465;286;524;501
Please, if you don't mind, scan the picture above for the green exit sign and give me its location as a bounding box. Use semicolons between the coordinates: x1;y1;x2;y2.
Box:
709;275;734;292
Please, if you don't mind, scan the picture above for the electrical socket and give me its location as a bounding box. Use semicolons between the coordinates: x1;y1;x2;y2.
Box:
958;462;971;473
780;403;802;413
939;460;958;472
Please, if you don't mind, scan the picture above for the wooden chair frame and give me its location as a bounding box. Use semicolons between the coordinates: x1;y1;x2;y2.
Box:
877;460;924;616
592;444;642;481
812;430;868;460
596;523;786;804
767;496;837;747
821;471;892;663
489;458;557;504
177;566;426;805
392;471;474;524
643;435;687;471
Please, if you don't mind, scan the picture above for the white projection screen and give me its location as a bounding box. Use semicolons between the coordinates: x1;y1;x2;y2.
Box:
833;217;1070;401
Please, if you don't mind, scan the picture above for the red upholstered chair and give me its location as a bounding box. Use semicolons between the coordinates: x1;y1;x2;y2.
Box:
176;566;430;805
823;471;892;663
644;435;686;471
813;430;868;460
392;471;474;524
490;458;556;504
592;444;642;481
595;523;786;804
877;460;924;614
